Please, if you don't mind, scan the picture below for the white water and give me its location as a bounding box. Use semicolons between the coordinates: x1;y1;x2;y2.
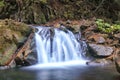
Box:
34;26;87;65
22;26;88;70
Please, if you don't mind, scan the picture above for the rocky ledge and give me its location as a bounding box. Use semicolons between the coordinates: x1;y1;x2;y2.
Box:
0;19;32;67
0;18;120;70
45;19;120;66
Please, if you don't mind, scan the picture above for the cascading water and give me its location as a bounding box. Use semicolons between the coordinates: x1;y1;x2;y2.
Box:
22;26;88;69
35;26;88;65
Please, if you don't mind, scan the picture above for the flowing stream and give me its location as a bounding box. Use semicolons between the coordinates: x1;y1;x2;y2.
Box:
34;26;87;65
0;26;118;80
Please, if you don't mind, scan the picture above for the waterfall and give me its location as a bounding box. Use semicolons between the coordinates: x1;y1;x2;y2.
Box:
35;26;87;64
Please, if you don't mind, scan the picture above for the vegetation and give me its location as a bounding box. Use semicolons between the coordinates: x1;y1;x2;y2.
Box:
33;0;47;4
0;0;119;24
40;0;47;4
0;0;4;7
96;19;120;33
0;44;17;65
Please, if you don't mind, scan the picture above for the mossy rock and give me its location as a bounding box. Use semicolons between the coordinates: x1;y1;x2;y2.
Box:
0;44;17;65
0;19;32;65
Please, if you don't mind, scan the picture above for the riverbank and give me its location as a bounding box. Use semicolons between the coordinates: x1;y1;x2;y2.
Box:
0;18;120;73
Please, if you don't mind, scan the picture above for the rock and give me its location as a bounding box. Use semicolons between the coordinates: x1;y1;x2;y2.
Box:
114;33;120;39
88;34;106;44
0;66;10;70
24;36;38;65
0;19;32;66
25;52;37;65
86;59;112;66
89;44;113;56
0;60;16;70
114;49;120;73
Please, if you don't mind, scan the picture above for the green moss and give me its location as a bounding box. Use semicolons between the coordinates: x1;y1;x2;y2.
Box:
0;44;17;65
64;11;74;19
36;15;46;24
0;1;4;7
96;19;120;33
0;19;31;65
1;19;31;35
40;0;47;4
40;13;46;24
34;0;47;4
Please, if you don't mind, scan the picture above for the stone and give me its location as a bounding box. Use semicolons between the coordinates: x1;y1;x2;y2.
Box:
114;33;120;39
88;34;106;44
25;53;37;65
89;44;113;56
86;59;112;66
0;19;32;66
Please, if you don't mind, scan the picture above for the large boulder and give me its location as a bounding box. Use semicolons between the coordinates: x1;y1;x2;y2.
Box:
0;19;31;65
89;44;113;56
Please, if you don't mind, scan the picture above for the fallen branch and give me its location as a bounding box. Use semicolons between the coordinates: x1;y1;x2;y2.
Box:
5;33;34;66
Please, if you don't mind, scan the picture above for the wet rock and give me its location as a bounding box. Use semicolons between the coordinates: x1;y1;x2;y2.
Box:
25;52;37;65
86;59;112;66
25;37;38;65
14;33;36;66
89;44;113;56
0;66;10;70
0;60;16;70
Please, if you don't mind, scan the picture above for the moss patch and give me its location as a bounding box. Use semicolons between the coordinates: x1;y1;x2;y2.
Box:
0;19;31;65
0;1;4;7
0;44;17;65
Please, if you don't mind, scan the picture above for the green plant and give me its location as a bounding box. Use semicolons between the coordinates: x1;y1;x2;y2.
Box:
95;19;120;33
40;0;47;4
33;0;47;4
0;1;4;7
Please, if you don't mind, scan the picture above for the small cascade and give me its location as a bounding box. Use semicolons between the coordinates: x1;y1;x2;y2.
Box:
35;26;88;64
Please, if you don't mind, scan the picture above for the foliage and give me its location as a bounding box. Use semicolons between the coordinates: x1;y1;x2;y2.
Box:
0;0;4;7
39;0;47;4
0;44;17;65
95;19;120;33
33;0;47;4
